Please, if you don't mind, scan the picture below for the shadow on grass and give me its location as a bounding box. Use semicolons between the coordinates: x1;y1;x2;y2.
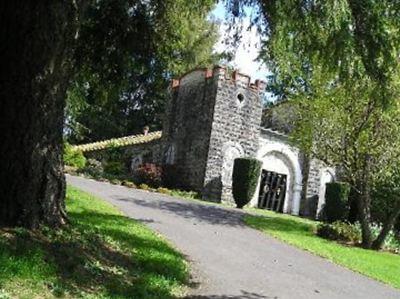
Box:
0;209;188;298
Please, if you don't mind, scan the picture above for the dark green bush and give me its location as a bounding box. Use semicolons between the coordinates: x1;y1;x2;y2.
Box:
162;164;179;188
80;159;104;178
232;158;262;208
322;182;350;223
64;143;86;169
105;143;124;161
316;221;361;244
104;161;124;176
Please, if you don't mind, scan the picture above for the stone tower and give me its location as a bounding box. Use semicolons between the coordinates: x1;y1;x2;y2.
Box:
162;66;264;204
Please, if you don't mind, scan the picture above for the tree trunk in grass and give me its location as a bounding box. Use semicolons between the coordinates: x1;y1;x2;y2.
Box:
356;155;374;249
0;1;84;228
357;188;373;248
371;200;400;250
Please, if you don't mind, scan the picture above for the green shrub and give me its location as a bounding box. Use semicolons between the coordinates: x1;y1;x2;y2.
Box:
110;179;121;185
121;180;136;188
105;142;124;161
135;163;163;188
316;221;361;244
232;158;262;208
64;143;86;169
80;159;104;178
370;223;400;254
157;187;171;195
138;183;150;191
169;189;200;200
322;182;350;223
104;161;124;175
371;179;400;234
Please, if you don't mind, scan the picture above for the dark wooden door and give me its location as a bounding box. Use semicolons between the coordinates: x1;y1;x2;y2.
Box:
258;170;287;212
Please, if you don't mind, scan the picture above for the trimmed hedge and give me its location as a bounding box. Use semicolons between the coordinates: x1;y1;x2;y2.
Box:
323;182;350;223
232;158;262;208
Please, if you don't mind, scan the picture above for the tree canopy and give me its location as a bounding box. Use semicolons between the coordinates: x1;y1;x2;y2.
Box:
227;0;400;249
66;0;220;143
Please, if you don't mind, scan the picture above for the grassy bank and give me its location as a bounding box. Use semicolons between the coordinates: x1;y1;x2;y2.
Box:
245;210;400;289
0;187;189;298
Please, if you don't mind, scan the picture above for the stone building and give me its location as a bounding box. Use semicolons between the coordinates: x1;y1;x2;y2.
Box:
74;66;335;218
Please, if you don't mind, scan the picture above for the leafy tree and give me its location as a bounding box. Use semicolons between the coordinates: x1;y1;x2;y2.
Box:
290;81;400;249
226;0;400;249
371;165;400;242
66;0;220;143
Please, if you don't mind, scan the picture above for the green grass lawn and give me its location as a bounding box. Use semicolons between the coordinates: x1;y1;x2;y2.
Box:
244;209;400;289
0;187;189;299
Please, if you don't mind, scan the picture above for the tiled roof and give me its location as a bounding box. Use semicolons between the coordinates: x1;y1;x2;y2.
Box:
260;127;288;137
72;131;162;152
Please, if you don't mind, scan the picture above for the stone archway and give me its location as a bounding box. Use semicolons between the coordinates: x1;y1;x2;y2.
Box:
221;142;244;185
220;141;244;203
251;142;303;215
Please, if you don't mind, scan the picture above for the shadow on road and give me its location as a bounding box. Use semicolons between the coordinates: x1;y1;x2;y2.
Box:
113;195;246;227
185;290;273;298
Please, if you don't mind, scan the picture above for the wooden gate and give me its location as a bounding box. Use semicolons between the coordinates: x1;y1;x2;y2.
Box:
258;170;287;212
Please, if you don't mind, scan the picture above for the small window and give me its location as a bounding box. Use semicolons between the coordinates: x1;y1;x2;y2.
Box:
237;93;245;103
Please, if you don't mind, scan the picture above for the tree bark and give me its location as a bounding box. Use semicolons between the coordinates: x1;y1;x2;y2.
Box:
357;188;373;248
356;156;373;248
371;200;400;250
0;2;81;228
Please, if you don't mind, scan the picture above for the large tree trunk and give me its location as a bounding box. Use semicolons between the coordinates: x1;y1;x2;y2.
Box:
0;2;81;228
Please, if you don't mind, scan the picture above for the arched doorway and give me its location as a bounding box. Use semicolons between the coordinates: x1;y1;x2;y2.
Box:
258;169;287;212
252;141;303;215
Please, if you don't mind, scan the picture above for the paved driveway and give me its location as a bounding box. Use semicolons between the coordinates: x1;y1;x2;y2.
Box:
67;175;400;299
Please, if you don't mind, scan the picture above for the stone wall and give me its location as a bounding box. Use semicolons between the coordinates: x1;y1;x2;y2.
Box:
161;69;218;191
84;139;162;173
202;68;264;203
301;158;324;217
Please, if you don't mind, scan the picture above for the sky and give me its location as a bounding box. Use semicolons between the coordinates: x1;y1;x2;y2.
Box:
211;2;269;81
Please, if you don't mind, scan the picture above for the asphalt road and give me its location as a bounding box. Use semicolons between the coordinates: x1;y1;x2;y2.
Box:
67;175;400;299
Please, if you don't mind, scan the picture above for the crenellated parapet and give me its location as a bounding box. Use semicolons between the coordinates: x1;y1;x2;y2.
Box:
171;66;267;92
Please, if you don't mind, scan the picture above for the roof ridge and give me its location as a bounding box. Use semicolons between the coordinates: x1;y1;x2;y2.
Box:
72;131;162;153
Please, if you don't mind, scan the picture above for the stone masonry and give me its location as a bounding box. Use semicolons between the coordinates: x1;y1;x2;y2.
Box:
162;66;264;204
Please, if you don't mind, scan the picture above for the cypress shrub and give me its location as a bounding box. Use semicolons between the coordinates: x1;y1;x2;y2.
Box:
232;158;262;208
323;182;350;223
